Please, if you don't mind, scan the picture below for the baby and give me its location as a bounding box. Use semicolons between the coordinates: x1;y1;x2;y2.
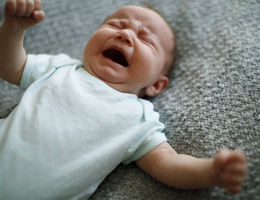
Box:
0;0;247;199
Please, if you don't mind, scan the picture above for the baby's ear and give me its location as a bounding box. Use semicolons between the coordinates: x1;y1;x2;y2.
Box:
145;75;169;97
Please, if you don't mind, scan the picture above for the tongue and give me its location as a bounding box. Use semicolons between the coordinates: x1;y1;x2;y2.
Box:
103;48;129;67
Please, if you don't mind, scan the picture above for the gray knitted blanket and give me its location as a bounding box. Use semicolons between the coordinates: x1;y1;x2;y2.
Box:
0;0;259;199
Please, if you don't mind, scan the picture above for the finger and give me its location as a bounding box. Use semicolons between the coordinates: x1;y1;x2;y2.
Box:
16;0;26;17
226;163;247;176
227;184;243;194
34;0;43;10
229;151;246;163
32;10;45;23
25;0;34;17
214;149;231;170
220;172;244;186
221;181;243;194
17;10;44;27
219;150;246;170
5;0;17;16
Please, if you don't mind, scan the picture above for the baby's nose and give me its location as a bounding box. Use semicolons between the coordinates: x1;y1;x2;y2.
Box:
115;30;133;46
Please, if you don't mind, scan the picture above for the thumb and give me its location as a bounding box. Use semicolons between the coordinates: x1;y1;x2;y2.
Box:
18;10;45;29
32;10;45;24
214;149;231;170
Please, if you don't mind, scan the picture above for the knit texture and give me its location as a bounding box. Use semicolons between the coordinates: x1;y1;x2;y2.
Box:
0;0;259;199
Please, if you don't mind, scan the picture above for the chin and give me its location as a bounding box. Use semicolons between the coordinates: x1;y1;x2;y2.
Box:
94;68;122;84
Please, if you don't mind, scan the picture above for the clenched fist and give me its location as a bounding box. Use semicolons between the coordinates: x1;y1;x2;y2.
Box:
212;149;247;193
4;0;45;31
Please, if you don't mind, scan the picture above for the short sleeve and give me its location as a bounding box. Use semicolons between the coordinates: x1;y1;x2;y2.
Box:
20;54;81;90
122;99;167;165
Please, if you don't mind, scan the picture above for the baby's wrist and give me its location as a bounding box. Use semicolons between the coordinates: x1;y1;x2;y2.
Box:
2;21;26;36
207;158;218;188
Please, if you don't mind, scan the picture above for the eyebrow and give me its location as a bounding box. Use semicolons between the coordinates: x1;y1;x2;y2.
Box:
102;10;132;24
102;15;112;24
103;17;154;34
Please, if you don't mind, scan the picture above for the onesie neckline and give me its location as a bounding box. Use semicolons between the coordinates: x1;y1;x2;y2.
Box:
75;64;138;99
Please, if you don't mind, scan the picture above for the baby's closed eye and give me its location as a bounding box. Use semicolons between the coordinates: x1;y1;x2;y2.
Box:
138;28;156;47
107;20;122;29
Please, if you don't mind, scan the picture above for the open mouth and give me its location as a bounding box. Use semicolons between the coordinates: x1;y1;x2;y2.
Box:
102;48;129;67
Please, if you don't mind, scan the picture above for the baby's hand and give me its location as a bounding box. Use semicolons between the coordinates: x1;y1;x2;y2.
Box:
212;149;247;193
4;0;45;31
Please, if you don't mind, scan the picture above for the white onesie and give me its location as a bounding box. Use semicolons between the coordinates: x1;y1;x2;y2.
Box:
0;54;167;200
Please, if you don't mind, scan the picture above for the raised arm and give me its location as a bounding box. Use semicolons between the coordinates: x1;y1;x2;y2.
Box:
136;142;247;194
0;0;45;85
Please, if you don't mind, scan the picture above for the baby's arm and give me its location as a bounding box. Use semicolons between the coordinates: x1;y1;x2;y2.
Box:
136;142;247;194
0;0;45;85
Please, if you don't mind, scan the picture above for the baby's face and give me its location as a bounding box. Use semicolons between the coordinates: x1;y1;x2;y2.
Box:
83;5;174;96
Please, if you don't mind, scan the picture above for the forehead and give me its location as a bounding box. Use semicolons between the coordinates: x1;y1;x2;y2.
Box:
109;6;169;33
108;6;174;51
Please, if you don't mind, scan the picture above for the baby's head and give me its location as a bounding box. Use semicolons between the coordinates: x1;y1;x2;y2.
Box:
83;5;176;97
